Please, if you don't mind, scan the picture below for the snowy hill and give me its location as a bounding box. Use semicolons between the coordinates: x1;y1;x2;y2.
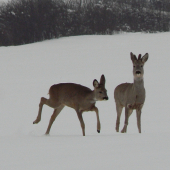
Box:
0;33;170;169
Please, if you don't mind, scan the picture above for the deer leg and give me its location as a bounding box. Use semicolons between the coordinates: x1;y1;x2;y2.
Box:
136;109;142;133
76;110;85;136
121;107;133;133
115;103;123;132
33;97;61;124
91;106;101;133
33;97;47;124
45;105;65;135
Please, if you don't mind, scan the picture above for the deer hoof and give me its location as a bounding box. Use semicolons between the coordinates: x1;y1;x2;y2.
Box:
116;127;119;132
97;130;100;133
121;129;125;133
33;119;40;124
45;133;50;136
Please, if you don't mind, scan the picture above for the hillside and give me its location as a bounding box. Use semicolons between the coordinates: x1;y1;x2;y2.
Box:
0;33;170;169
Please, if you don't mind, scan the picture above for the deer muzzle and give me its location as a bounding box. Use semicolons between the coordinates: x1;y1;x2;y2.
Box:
135;71;142;77
103;97;109;100
136;71;141;75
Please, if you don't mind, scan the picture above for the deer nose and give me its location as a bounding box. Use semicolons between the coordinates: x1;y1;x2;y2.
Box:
103;97;108;100
136;71;141;74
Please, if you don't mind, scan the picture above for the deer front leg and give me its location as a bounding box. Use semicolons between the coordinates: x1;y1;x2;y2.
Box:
121;106;133;133
136;109;142;133
115;103;123;132
33;97;47;124
76;110;85;136
91;106;101;133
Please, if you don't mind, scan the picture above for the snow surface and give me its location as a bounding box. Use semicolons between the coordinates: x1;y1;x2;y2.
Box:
0;33;170;169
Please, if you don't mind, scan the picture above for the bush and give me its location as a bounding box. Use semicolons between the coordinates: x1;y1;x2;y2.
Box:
0;0;170;46
0;0;67;45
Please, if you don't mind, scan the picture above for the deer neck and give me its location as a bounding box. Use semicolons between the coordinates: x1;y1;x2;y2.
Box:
86;90;97;104
133;77;144;94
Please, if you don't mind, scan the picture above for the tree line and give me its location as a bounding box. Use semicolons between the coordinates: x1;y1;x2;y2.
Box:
0;0;170;46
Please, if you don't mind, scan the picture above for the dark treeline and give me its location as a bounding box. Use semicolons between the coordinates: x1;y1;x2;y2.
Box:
0;0;170;46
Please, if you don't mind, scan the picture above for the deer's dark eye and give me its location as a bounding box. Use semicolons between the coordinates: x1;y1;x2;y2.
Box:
99;91;102;94
141;65;143;67
133;65;136;68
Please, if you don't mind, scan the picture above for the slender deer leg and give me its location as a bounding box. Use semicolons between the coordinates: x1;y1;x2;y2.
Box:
121;107;133;133
33;97;61;124
92;106;101;133
45;105;65;135
115;103;123;132
136;109;142;133
33;97;47;124
76;110;85;136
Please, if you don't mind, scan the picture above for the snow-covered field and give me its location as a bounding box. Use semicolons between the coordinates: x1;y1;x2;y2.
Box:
0;33;170;169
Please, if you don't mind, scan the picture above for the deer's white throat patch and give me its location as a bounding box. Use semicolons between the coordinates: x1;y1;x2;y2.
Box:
136;73;141;77
90;98;97;103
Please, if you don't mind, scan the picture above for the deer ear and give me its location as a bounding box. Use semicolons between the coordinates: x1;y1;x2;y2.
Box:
130;52;137;63
93;79;99;88
142;53;149;63
100;74;105;86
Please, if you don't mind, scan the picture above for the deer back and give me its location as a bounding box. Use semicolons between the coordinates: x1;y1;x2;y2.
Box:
49;83;92;109
48;75;108;111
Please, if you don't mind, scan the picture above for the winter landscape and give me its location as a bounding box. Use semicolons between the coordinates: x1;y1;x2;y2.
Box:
0;32;170;169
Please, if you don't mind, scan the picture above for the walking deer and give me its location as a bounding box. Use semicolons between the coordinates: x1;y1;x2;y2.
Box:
114;52;149;133
33;75;108;136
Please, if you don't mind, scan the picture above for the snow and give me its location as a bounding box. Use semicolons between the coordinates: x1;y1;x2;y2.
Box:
0;32;170;169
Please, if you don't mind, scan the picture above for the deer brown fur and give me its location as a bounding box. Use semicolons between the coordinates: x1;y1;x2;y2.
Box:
33;75;108;136
114;52;149;133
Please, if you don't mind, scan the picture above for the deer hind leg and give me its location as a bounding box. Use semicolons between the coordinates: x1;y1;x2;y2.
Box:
91;106;101;133
33;97;60;124
33;97;48;124
76;110;85;136
136;109;142;133
115;103;123;132
45;104;65;135
121;106;133;133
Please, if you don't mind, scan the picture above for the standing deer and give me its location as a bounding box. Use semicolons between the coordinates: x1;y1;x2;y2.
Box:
114;52;149;133
33;75;108;136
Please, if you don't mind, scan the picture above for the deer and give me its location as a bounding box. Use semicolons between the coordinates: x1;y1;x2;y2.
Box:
114;52;149;133
33;75;108;136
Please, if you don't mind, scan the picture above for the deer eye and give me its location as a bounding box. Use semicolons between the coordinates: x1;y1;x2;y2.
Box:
141;65;143;67
99;91;102;94
133;65;136;68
